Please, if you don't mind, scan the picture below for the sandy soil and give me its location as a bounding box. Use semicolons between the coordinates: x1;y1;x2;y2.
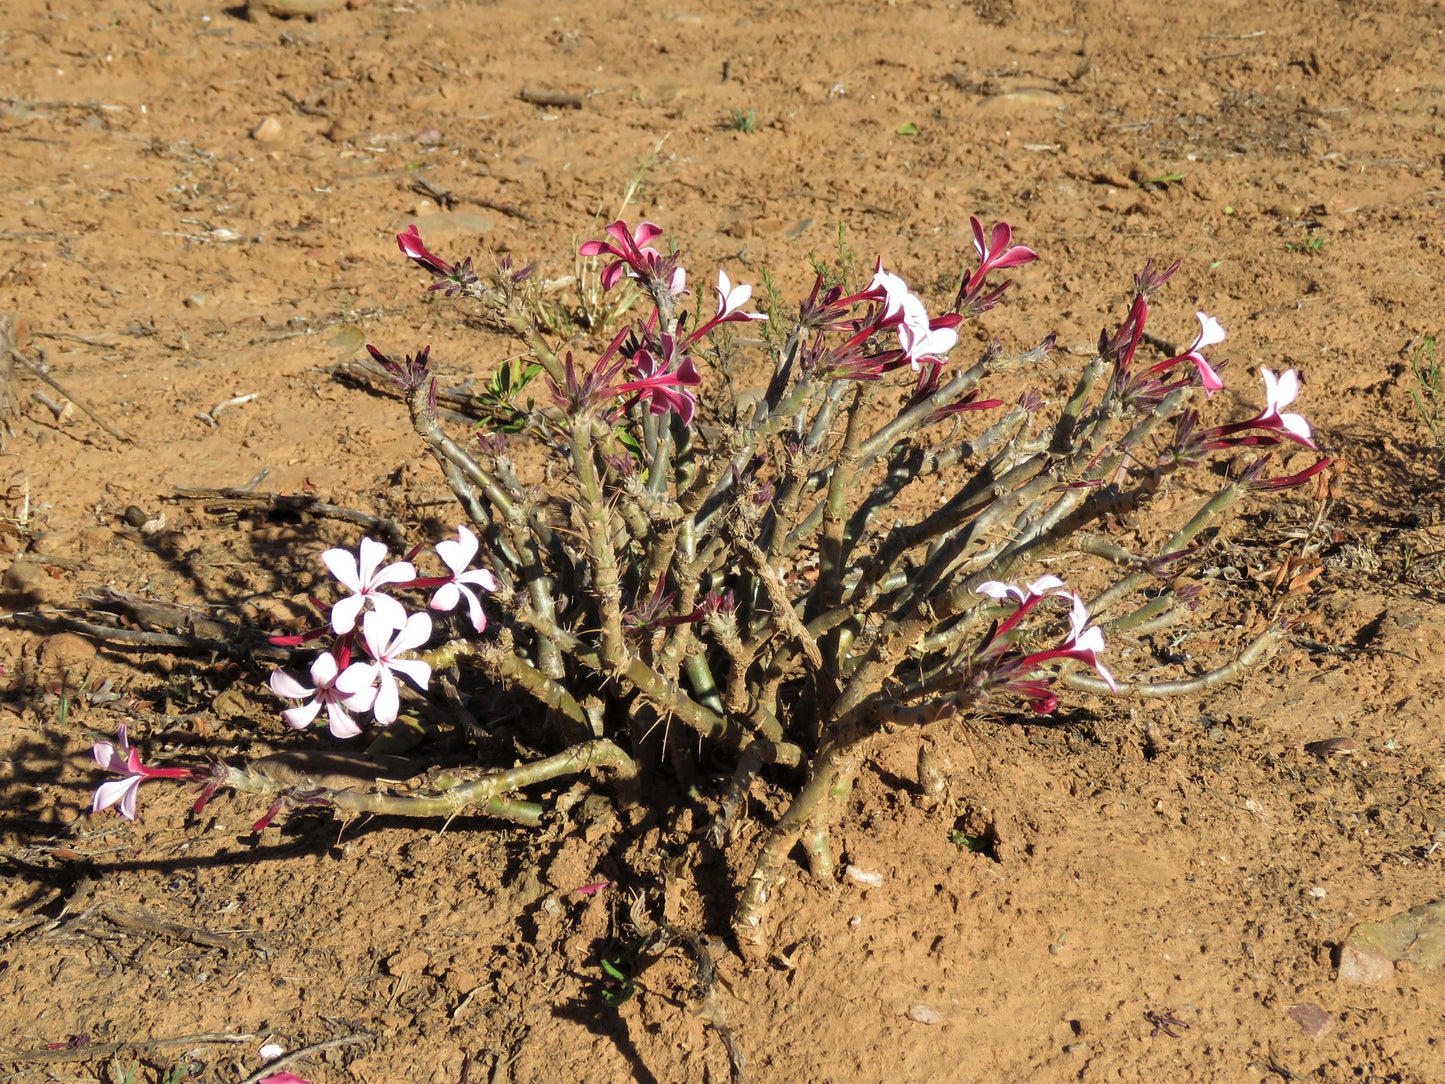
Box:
3;0;1445;1081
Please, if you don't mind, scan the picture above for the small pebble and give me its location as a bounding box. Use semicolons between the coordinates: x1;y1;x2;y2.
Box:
1307;885;1327;899
1305;737;1355;760
325;117;360;142
906;1004;940;1025
844;865;885;888
1337;942;1393;986
3;558;48;601
250;116;284;142
1288;1002;1335;1039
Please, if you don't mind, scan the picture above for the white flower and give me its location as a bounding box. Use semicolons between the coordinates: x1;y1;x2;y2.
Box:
1257;367;1316;447
321;537;415;635
867;266;911;321
268;653;378;740
361;610;433;726
897;292;958;367
428;526;500;633
976;575;1067;604
713;269;766;322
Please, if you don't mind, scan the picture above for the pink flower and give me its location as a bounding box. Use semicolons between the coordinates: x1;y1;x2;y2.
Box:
954;218;1036;315
1041;593;1117;691
1152;311;1225;397
91;724;193;821
579;219;686;296
361;610;434;726
1197;367;1318;452
258;1075;314;1084
608;334;702;426
397;224;454;277
686;270;768;344
429;525;500;633
1185;312;1227;394
268;652;378;740
1252;367;1316;448
397;226;477;295
322;537;416;635
970;217;1038;278
969;581;1116;711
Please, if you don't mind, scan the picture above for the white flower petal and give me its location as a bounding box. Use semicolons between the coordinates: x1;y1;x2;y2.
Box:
334;662;378;697
92;740;123;772
435;527;479;575
459;585;487;633
1282;412;1314;443
321;547;362;592
269;668;314;700
308;652;340;687
367;591;410;632
281;700;323;730
977;581;1021;601
387;658;432;691
1193;312;1227;349
355;537;389;583
329;594;365;636
324;703;364;740
368;560;417;588
430;582;461;613
389;612;433;655
95;777;142;820
1025;575;1066;595
372;672;400;726
460;568;499;592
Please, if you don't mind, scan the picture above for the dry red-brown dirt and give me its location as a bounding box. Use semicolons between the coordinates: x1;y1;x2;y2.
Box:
4;0;1445;1081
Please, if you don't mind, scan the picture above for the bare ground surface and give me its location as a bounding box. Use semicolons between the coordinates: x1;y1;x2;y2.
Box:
3;0;1445;1081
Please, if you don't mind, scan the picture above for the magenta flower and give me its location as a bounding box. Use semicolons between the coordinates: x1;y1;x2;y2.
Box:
970;217;1038;279
91;724;193;820
322;537;416;635
397;224;453;276
953;217;1038;311
268;652;378;740
429;525;500;633
1145;311;1226;397
258;1075;314;1084
397;226;477;295
361;610;434;726
579;219;686;296
365;343;433;392
608;334;702;426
